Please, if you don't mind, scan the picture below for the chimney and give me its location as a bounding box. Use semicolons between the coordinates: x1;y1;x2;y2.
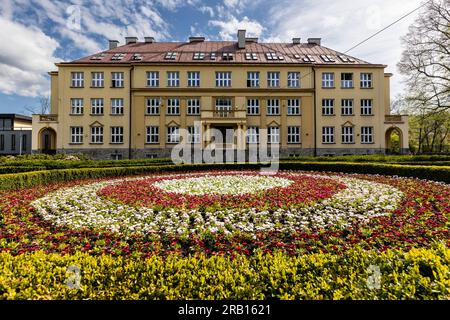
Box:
307;38;321;46
125;37;138;44
109;40;119;50
144;37;155;43
292;38;301;45
189;36;205;42
237;29;246;49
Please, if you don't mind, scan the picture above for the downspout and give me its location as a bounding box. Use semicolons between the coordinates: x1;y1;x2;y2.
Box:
312;66;317;157
129;65;134;159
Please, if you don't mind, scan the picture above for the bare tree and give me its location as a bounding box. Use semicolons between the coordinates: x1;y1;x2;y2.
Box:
398;0;450;113
23;95;50;115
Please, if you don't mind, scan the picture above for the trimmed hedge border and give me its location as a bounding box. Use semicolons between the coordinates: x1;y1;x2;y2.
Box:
0;245;448;299
0;161;448;191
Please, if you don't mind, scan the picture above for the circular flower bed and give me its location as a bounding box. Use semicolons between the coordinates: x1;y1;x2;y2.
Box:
31;171;403;237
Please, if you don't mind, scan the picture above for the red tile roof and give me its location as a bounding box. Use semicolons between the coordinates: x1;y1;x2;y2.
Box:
67;41;375;65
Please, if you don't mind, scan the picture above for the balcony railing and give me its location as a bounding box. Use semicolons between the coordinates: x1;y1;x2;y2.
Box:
37;114;58;122
385;115;407;123
201;108;246;120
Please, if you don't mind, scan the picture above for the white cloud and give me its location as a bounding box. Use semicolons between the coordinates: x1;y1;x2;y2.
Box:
199;6;215;17
209;16;264;40
265;0;424;98
0;17;60;97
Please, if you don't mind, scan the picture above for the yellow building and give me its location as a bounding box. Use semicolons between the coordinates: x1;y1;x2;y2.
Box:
32;30;409;160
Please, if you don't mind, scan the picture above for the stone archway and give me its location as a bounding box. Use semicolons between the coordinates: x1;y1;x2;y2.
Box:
39;127;57;154
385;126;403;154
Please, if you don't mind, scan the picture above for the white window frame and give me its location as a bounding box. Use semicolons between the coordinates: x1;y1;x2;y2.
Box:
341;73;353;88
146;98;160;115
167;126;180;143
90;126;103;144
361;126;374;144
147;71;159;87
360;73;373;88
247;72;260;87
287;72;300;88
91;98;104;115
167;71;180;87
111;72;124;88
342;126;354;144
246;126;259;144
146;126;159;144
361;99;373;115
322;73;334;88
110;126;124;144
167;98;180;115
187;98;200;115
70;127;83;144
247;99;260;115
71;72;84;87
188;125;201;144
187;71;200;87
111;98;124;115
267;72;280;87
322;127;335;144
268;126;280;144
70;98;84;115
341;99;354;116
267;99;280;115
322;99;334;115
287;98;300;115
91;72;104;88
215;72;232;87
287;126;301;144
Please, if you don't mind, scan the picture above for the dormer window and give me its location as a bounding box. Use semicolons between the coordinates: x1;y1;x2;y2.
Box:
165;52;177;60
222;52;234;61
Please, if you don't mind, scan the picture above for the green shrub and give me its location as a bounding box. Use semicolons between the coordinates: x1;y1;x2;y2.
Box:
281;154;450;163
0;245;448;300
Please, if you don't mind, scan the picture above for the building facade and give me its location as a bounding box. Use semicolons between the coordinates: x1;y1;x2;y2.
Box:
32;31;409;160
0;114;32;155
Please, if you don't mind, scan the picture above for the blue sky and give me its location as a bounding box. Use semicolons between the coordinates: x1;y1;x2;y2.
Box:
0;0;424;115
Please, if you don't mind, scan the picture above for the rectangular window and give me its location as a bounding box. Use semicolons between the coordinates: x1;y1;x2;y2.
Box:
287;98;300;115
146;98;160;115
267;72;280;87
287;126;301;144
287;72;300;87
322;99;334;115
167;71;180;87
111;98;124;115
147;71;159;87
70;98;84;115
90;127;103;144
111;72;124;88
187;98;200;115
110;154;123;160
110;126;124;144
342;126;354;144
146;126;159;144
322;73;334;88
21;134;27;151
246;126;259;144
71;72;84;87
247;99;260;115
11;134;15;151
70;127;83;144
215;72;232;87
167;126;180;143
167;98;180;115
247;72;260;87
91;98;104;115
360;73;373;88
341;73;353;88
91;72;104;87
187;71;200;87
0;134;4;151
267;99;280;115
361;99;373;115
361;126;374;144
188;126;200;144
268;127;280;144
341;99;354;115
322;127;334;144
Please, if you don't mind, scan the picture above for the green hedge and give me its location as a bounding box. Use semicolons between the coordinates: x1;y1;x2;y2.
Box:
0;162;448;190
281;154;450;163
0;246;448;299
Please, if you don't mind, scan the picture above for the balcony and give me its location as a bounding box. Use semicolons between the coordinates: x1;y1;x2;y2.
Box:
385;115;407;124
201;108;246;121
34;114;59;123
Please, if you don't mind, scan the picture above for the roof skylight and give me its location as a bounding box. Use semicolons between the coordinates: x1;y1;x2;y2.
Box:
164;52;177;60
